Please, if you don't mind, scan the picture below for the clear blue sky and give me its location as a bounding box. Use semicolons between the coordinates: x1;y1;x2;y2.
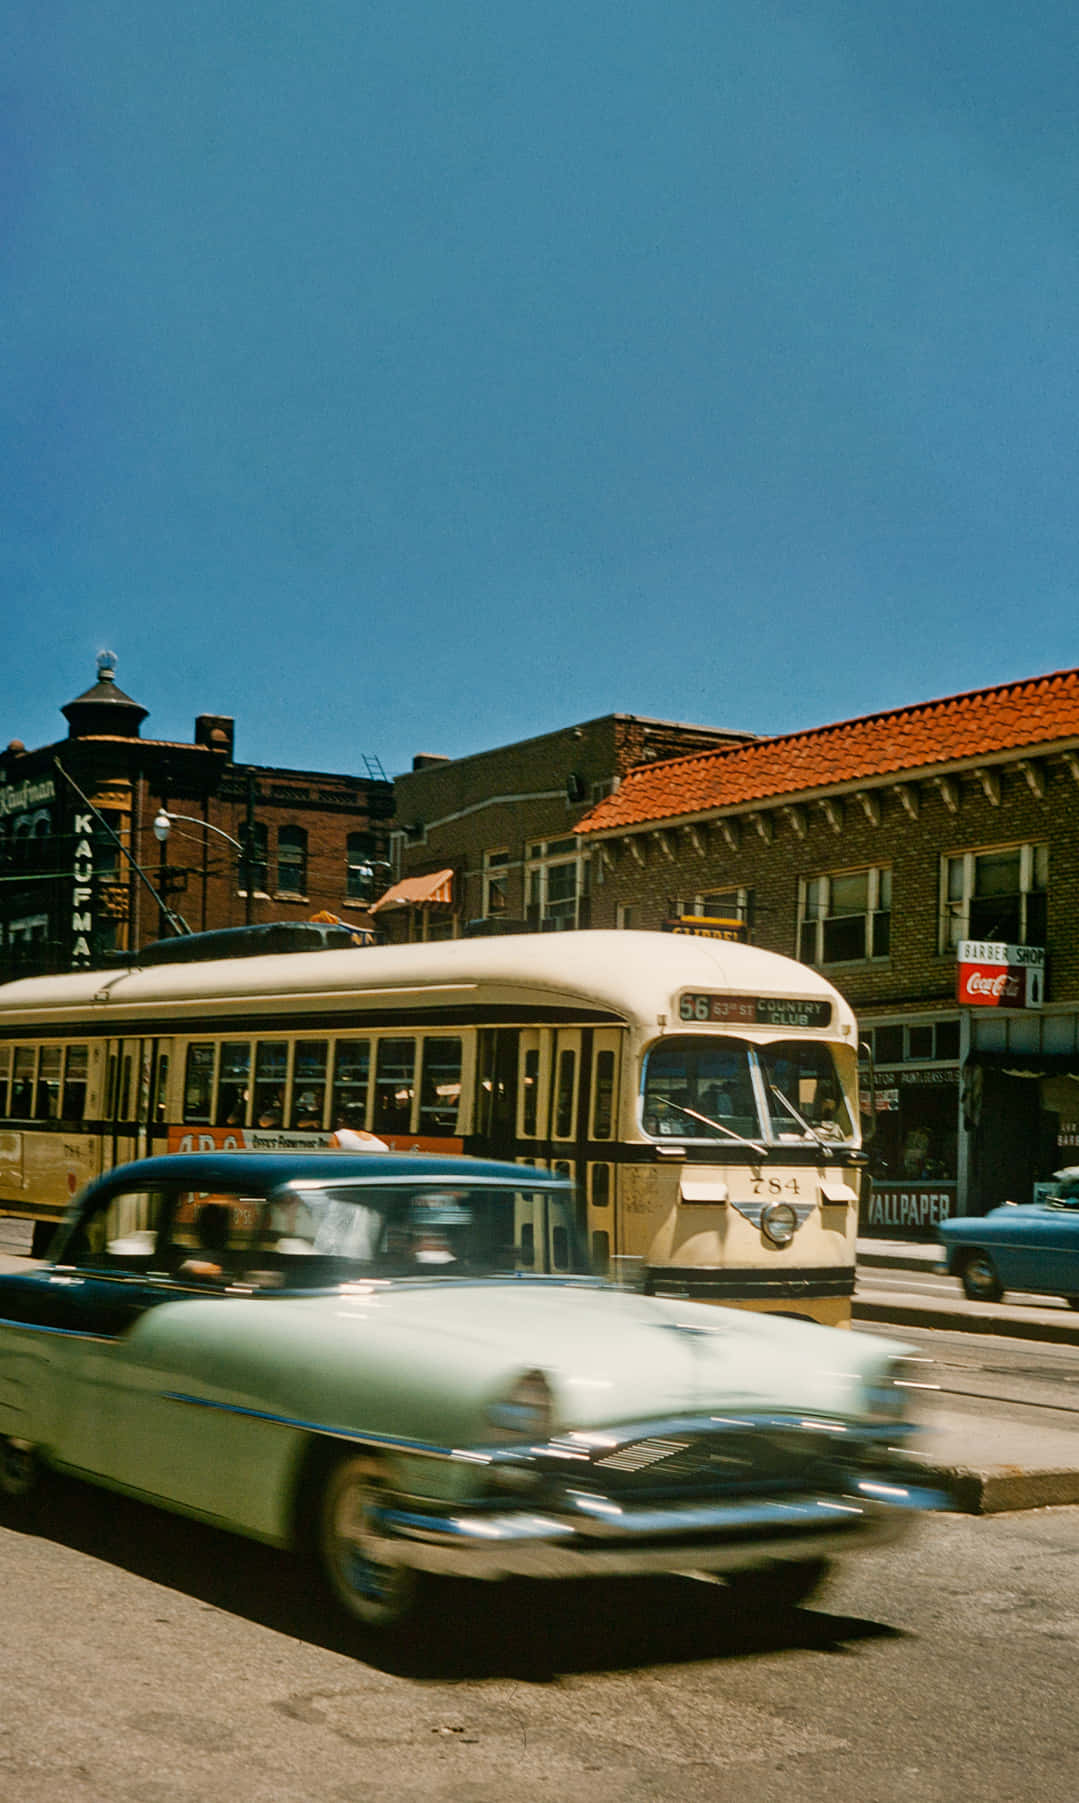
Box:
5;2;1078;779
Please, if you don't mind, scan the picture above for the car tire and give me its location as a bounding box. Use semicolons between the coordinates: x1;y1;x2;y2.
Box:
960;1250;1003;1303
0;1436;41;1523
725;1557;831;1613
313;1451;422;1632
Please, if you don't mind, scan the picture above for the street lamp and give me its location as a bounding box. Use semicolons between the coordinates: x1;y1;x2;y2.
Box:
153;809;253;924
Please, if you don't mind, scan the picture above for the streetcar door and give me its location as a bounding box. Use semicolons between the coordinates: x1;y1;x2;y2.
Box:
584;1028;621;1274
475;1029;520;1158
104;1038;165;1169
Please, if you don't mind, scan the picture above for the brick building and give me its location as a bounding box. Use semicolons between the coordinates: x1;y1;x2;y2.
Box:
0;655;393;977
372;714;756;941
574;667;1079;1233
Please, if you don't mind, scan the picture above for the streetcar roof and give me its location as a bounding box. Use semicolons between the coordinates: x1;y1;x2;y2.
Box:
0;930;856;1035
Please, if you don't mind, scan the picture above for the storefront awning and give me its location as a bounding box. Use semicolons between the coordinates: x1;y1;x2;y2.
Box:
968;1050;1079;1079
369;868;454;914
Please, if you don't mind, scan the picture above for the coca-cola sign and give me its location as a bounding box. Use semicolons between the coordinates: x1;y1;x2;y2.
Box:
956;940;1045;1008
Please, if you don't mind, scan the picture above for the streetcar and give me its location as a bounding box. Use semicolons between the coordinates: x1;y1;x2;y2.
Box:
0;928;865;1323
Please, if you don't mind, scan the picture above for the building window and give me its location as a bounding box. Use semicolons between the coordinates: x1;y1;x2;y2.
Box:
346;833;377;901
241;822;269;896
695;888;751;926
277;825;308;896
526;837;590;931
941;843;1048;950
799;867;891;966
482;848;512;917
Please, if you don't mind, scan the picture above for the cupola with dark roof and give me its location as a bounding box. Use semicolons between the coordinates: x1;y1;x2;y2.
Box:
61;651;149;740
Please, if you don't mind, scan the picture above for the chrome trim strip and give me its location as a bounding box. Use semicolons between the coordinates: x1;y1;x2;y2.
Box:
367;1484;949;1580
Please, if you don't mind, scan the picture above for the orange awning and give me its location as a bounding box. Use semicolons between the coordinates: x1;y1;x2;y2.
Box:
369;868;454;913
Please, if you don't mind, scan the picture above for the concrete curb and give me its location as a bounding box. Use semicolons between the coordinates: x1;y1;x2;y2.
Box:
853;1293;1079;1347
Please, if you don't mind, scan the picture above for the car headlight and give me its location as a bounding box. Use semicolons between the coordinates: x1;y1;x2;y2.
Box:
485;1370;554;1443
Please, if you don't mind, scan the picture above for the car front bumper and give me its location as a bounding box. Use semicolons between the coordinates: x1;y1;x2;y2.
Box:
371;1470;949;1582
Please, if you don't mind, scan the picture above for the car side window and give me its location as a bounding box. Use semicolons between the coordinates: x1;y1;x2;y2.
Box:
64;1189;169;1274
165;1192;262;1282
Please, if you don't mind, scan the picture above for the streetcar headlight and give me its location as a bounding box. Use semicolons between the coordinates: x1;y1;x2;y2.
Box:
761;1201;798;1246
485;1369;554;1443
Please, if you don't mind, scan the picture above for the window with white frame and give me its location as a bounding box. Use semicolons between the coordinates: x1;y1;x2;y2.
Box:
798;867;891;966
940;843;1047;950
482;848;512;917
277;825;308;896
526;837;590;930
695;887;751;925
240;822;269;896
346;832;377;900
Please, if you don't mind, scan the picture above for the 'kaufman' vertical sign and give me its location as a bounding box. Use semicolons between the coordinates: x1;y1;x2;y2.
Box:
71;813;95;966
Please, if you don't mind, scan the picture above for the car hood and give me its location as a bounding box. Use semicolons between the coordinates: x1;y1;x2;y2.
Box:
292;1277;903;1427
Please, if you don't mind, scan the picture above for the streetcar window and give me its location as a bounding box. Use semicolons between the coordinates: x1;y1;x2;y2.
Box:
183;1043;215;1123
642;1039;759;1141
217;1041;252;1126
291;1040;328;1129
593;1049;616;1140
522;1045;540;1137
0;1044;11;1116
36;1046;62;1119
418;1037;462;1133
118;1054;134;1122
11;1047;36;1119
372;1039;415;1135
253;1041;288;1127
153;1053;169;1123
759;1041;854;1143
330;1038;370;1132
62;1044;89;1121
554;1048;576;1139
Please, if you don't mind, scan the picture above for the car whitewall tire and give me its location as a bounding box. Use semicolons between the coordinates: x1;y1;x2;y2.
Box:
960;1250;1003;1303
317;1453;419;1630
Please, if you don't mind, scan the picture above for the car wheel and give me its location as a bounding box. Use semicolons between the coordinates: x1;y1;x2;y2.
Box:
0;1436;40;1521
316;1453;419;1630
726;1557;831;1613
960;1251;1003;1303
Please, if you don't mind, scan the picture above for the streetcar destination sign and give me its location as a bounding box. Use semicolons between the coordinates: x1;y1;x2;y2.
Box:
679;993;832;1028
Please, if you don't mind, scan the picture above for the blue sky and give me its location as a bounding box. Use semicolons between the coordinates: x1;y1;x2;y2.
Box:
5;2;1079;779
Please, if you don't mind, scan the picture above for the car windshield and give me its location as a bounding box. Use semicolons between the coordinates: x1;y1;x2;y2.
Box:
642;1036;855;1147
263;1180;589;1283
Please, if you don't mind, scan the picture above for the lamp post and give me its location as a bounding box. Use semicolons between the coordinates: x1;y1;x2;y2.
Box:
153;809;254;925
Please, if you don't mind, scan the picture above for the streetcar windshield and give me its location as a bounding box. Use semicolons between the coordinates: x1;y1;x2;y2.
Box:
641;1036;855;1147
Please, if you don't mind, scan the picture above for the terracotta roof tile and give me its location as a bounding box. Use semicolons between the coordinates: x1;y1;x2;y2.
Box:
577;668;1079;835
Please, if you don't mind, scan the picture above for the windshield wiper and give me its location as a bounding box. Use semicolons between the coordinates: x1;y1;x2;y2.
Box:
655;1098;767;1157
767;1084;833;1149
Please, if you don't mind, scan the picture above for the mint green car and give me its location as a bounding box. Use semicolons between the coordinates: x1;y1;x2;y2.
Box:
0;1152;944;1635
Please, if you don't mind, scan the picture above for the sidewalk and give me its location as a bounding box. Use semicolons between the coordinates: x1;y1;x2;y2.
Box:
854;1236;1079;1348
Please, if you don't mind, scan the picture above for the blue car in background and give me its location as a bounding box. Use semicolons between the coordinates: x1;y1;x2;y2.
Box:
939;1168;1079;1306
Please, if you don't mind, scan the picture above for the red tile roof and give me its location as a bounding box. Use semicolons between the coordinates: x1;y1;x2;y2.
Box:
577;668;1079;836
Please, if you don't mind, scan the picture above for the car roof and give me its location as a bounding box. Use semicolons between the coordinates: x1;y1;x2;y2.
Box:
91;1151;573;1195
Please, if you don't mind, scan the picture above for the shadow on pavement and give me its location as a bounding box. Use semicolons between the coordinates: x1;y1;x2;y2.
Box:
15;1471;904;1682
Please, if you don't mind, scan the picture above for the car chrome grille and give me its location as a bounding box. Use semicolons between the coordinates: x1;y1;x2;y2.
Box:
582;1424;846;1495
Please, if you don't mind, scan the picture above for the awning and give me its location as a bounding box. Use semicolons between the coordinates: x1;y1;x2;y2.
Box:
967;1050;1079;1079
369;868;454;914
